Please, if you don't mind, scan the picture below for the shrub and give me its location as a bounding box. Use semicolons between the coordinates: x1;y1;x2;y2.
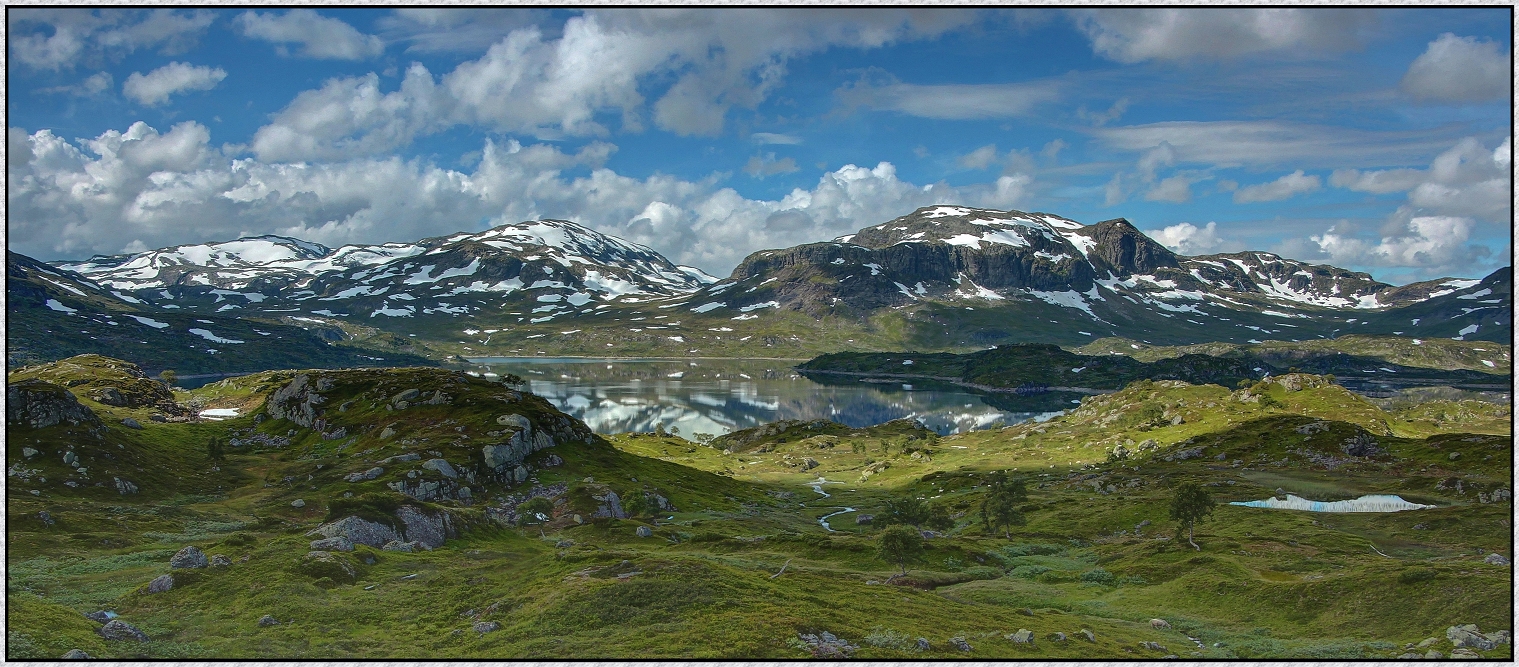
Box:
1009;565;1051;579
1397;568;1437;584
962;566;1003;580
863;627;915;650
1079;568;1116;585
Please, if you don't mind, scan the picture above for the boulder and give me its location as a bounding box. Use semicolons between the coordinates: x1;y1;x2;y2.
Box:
98;619;148;642
422;459;459;478
1051;632;1068;643
1484;553;1510;566
395;505;455;548
257;615;280;627
1080;628;1096;643
120;417;143;430
7;380;102;429
379;426;397;440
211;554;232;567
60;649;92;659
265;374;327;428
636;526;653;538
114;477;139;495
949;636;972;652
915;637;930;651
170;546;208;569
310;536;356;552
83;611;112;624
800;457;820;471
344;467;384;482
1450;648;1481;659
382;540;429;552
473;621;500;634
593;491;627;519
22;447;38;458
1425;650;1445;659
1008;629;1034;644
291;499;306;508
1447;625;1496;651
311;516;402;548
497;413;531;429
146;574;174;594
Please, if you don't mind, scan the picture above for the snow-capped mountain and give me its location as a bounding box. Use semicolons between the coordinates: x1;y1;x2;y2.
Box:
57;220;716;320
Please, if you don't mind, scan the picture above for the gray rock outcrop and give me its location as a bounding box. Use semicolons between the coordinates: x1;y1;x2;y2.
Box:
170;545;207;569
310;516;402;548
1008;629;1034;644
258;615;280;627
98;619;148;642
422;458;459;478
395;505;455;548
7;380;102;429
310;536;356;552
146;574;174;593
60;649;92;659
265;374;327;428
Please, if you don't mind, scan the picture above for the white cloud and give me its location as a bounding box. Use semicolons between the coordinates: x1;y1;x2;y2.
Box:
235;9;384;60
1232;169;1320;203
751;132;802;145
1076;97;1129;126
1401;33;1509;103
9;8;214;70
743;154;800;179
248;10;977;159
377;8;548;54
1311;216;1485;271
10;122;1036;275
957;144;1000;170
38;71;114;97
1144;173;1202;203
1329;136;1510;222
838;76;1062;120
122;62;227;106
1146;221;1234;255
1072;8;1371;63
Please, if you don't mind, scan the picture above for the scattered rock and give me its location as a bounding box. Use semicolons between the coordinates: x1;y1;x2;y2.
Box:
83;611;112;624
797;631;857;658
1008;629;1034;644
1447;625;1498;650
344;467;384;482
395;505;455;548
1341;432;1384;457
257;615;280;627
383;540;429;552
949;636;972;652
1140;641;1167;651
1449;452;1462;461
555;540;574;548
291;499;306;508
473;621;500;634
22;447;39;458
1417;637;1440;649
1450;648;1481;659
379;426;397;439
60;649;92;659
311;515;402;548
1484;553;1509;566
800;457;820;470
1294;421;1330;435
1080;629;1096;643
98;619;148;642
211;554;232;567
422;458;459;478
310;536;356;552
170;546;208;569
120;417;143;430
1050;632;1068;643
1396;652;1421;659
379;452;420;464
1425;650;1445;659
636;526;653;538
392;389;420;404
1149;618;1172;630
64;450;78;465
38;510;55;526
915;637;931;651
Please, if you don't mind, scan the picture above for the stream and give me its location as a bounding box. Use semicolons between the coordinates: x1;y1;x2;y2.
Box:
808;477;855;532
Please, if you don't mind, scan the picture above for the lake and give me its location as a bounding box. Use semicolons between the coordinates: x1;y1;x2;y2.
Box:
459;357;1077;438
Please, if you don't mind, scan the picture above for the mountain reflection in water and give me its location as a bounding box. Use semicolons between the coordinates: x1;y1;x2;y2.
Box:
459;357;1070;437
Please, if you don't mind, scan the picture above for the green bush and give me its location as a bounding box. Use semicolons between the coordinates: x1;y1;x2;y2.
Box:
1009;565;1051;579
1079;568;1116;585
962;566;1003;580
863;626;915;650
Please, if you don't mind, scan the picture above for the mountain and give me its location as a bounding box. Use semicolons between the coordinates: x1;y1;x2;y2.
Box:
35;207;1512;360
6;251;432;375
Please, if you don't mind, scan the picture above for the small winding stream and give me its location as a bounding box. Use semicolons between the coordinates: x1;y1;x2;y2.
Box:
808;477;855;532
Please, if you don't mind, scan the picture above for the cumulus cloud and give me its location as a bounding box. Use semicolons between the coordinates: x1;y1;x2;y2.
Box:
1144;173;1204;203
10;122;1037;274
1401;33;1510;103
957;144;1001;170
122;62;227;106
1311;215;1487;271
1072;8;1371;63
248;10;977;158
1329;136;1510;222
1146;221;1235;255
1232;170;1321;203
9;8;214;70
743;153;800;179
376;8;548;54
235;9;384;60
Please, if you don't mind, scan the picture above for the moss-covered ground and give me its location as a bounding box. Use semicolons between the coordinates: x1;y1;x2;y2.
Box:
6;357;1512;659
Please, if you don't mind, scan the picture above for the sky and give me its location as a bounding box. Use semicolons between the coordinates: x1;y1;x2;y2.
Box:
7;7;1512;284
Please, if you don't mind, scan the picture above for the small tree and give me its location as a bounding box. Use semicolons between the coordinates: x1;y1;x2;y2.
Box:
694;432;715;446
980;471;1027;539
500;374;526;387
667;426;680;436
159;369;178;387
653;423;667;437
925;504;955;533
622;491;653;519
1170;482;1215;551
877;525;925;576
517;497;555;536
879;496;931;528
206;437;225;462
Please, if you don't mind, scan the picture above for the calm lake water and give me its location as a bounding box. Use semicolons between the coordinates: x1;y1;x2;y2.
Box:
459;357;1077;438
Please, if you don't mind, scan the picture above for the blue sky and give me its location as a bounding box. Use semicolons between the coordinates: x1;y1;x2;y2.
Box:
7;7;1512;283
